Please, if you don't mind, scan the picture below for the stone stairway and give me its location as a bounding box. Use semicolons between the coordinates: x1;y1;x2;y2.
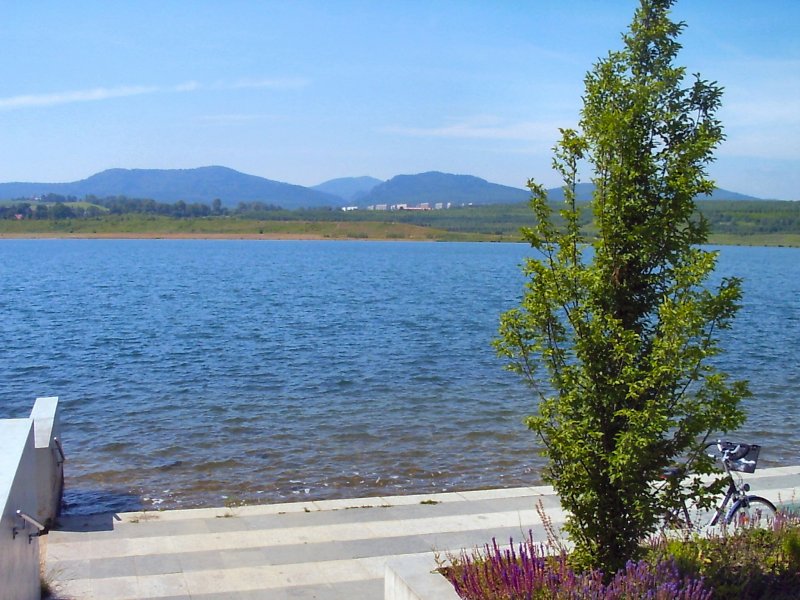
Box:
44;465;800;600
45;486;563;599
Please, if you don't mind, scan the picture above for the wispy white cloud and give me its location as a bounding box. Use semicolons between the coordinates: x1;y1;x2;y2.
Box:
228;77;310;90
716;78;800;161
173;81;201;93
198;113;272;124
719;128;800;161
0;85;159;110
381;116;562;143
0;78;309;111
723;99;800;127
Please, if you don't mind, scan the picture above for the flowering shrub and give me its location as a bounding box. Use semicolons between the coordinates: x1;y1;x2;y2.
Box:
441;532;712;599
442;512;800;599
647;512;800;599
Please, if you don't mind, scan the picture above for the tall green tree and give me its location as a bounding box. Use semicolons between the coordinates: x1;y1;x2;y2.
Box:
496;0;748;574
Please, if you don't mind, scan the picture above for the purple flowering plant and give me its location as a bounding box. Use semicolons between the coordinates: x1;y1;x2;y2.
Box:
440;510;800;599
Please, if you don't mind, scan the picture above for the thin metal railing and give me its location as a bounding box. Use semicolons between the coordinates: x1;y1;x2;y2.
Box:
54;436;66;465
13;510;46;543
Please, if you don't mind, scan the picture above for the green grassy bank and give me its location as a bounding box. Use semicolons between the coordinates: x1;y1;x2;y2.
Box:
0;215;498;242
1;199;798;246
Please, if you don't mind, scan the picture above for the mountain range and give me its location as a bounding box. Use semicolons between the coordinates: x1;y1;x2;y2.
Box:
311;176;383;203
0;167;342;210
545;182;760;202
0;166;761;209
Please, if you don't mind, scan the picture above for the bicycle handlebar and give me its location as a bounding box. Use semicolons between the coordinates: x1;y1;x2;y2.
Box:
707;440;751;462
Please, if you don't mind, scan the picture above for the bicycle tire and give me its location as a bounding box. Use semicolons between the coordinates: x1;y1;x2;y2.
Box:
725;495;777;529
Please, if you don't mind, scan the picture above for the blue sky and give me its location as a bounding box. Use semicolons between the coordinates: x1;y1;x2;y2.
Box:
1;1;798;199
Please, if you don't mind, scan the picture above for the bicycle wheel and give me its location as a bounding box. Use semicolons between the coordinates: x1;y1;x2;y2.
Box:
725;495;777;529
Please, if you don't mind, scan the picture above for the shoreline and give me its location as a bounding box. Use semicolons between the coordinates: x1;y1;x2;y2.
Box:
0;231;514;242
1;231;798;247
0;232;340;241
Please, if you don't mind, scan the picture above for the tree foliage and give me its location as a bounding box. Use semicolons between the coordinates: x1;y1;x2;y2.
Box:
496;0;748;574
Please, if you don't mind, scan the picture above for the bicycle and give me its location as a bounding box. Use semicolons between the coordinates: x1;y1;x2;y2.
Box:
660;440;777;532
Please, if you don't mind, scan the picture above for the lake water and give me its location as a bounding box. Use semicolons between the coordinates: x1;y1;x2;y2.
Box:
1;240;798;514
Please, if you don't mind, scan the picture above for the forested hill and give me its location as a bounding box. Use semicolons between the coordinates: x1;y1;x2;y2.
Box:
359;172;529;205
545;182;761;202
0;166;342;210
311;176;383;202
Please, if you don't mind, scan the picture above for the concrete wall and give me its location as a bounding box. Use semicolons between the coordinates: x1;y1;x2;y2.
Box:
0;397;63;600
0;419;41;600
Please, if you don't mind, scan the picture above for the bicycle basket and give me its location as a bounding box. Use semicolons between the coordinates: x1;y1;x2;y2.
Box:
727;444;760;473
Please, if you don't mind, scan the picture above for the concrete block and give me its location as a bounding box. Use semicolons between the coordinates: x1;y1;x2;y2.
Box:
384;553;459;600
30;396;63;524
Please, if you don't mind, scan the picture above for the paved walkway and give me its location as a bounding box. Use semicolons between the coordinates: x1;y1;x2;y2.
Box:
44;465;800;600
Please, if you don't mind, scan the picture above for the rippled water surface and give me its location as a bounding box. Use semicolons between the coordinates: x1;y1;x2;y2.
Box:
1;240;798;514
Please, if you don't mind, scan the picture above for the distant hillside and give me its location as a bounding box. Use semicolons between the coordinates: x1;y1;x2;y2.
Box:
312;176;383;203
705;188;761;201
0;166;342;210
360;172;529;206
545;182;761;202
0;166;764;210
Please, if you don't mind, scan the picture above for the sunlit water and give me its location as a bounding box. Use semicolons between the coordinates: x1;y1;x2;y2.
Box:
0;240;797;514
